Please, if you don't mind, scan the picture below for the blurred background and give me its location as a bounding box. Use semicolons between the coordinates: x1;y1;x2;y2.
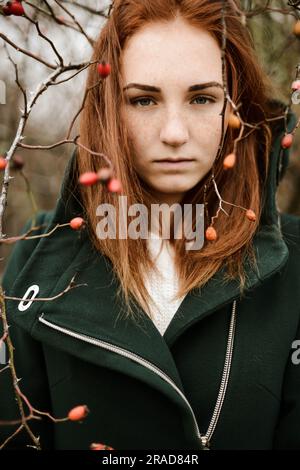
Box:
0;0;299;276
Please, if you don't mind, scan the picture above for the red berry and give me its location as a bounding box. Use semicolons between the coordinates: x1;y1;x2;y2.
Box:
281;133;293;149
68;405;89;422
228;113;241;129
11;154;24;170
292;80;300;91
107;178;122;193
69;217;85;230
3;5;12;15
4;1;25;16
246;209;256;222
0;156;7;170
97;62;111;78
56;16;66;25
293;20;300;37
79;171;99;186
90;443;114;450
205;226;217;241
223;152;236;170
97;167;112;183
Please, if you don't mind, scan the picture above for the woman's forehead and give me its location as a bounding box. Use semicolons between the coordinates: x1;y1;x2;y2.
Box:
120;22;223;87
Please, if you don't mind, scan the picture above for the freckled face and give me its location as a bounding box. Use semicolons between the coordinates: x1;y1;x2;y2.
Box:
120;16;230;204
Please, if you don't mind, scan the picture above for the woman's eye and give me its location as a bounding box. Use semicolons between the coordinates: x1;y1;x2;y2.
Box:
129;95;215;107
192;95;215;105
130;97;155;107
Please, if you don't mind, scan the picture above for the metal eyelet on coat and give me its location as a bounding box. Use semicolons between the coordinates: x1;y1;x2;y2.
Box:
18;284;40;311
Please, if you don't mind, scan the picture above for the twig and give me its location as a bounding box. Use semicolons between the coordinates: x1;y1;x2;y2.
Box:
3;272;88;301
53;0;94;47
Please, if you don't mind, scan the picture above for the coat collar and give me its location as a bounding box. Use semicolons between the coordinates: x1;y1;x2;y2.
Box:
7;102;296;390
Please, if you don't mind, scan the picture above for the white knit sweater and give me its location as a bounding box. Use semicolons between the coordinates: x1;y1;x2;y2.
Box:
144;233;187;336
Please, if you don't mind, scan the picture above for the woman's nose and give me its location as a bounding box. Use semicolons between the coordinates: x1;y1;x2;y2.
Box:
160;113;189;147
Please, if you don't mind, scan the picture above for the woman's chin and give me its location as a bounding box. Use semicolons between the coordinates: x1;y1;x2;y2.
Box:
151;185;198;198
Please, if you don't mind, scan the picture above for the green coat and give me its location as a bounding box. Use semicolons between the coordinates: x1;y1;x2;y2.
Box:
1;105;300;450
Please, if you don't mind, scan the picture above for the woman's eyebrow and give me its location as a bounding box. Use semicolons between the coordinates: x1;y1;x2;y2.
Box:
123;82;223;92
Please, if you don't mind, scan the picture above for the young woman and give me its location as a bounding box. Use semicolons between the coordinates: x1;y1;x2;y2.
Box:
1;0;300;450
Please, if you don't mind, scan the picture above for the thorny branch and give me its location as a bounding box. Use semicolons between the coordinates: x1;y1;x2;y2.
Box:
3;272;88;306
52;0;95;47
0;1;112;449
205;0;300;228
0;278;86;450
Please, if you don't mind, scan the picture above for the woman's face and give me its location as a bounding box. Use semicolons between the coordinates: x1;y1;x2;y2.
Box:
120;16;230;205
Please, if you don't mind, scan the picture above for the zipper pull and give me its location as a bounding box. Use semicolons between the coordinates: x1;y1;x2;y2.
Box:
200;435;211;450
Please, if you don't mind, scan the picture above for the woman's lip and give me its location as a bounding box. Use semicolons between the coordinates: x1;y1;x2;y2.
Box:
154;159;195;167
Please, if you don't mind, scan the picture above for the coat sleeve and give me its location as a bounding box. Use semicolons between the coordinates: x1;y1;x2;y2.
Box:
0;212;55;450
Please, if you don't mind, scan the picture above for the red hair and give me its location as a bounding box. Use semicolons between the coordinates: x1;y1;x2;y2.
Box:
77;0;283;322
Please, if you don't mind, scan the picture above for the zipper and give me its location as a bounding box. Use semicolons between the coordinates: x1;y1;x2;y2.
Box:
201;298;237;449
38;299;237;450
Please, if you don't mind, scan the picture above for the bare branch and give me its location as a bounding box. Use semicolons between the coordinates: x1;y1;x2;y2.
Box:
53;0;95;47
3;273;88;302
0;32;57;69
23;11;65;66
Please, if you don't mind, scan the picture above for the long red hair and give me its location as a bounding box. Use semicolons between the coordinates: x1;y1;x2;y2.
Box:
77;0;283;322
